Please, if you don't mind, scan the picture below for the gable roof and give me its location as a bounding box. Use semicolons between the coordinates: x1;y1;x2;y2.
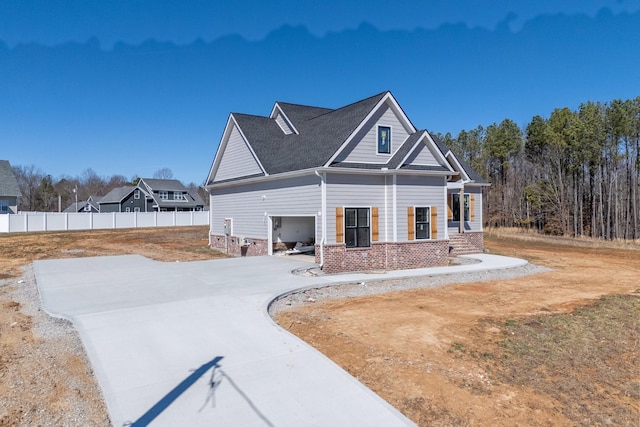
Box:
238;91;391;175
208;92;486;186
138;178;204;209
0;160;22;197
63;198;100;213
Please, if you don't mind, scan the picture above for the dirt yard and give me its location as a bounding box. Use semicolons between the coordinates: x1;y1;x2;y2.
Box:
277;231;640;426
0;226;638;426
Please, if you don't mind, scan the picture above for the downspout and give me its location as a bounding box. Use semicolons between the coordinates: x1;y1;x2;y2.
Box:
383;170;389;269
205;187;213;247
315;171;326;268
392;173;397;242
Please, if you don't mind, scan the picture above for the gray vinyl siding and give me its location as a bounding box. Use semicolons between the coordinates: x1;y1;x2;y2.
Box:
395;175;446;242
274;113;294;135
214;125;263;182
404;143;442;166
336;104;412;164
210;174;321;240
325;174;388;244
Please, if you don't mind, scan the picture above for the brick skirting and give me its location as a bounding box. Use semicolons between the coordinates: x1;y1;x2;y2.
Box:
317;240;449;274
211;234;475;273
210;234;269;257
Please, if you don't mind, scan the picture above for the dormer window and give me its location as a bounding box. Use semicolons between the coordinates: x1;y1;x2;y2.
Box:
173;191;184;201
377;126;391;154
159;191;168;200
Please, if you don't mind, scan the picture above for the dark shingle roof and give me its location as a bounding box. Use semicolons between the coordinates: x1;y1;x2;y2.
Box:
234;91;389;175
0;160;22;196
214;92;487;183
140;178;189;192
99;186;135;204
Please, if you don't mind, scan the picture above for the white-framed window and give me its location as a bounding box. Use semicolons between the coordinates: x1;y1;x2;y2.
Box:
173;191;183;201
159;191;168;200
134;189;140;199
125;207;131;212
134;207;140;212
415;207;431;239
345;207;370;248
452;194;470;222
377;125;391;154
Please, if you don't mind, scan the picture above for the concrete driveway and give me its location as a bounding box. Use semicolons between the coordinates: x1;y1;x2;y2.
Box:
34;254;527;426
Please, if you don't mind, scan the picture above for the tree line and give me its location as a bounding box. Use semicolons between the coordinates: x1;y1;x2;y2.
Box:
436;96;640;240
11;166;202;212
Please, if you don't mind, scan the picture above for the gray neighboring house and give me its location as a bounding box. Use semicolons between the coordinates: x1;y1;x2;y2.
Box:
0;160;22;214
98;186;149;213
98;179;205;213
63;195;101;213
205;91;489;273
138;178;205;212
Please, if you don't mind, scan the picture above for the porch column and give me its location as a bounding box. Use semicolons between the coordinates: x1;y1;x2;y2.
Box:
459;187;464;233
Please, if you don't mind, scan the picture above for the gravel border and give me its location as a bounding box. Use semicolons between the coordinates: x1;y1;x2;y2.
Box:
0;266;109;426
269;261;550;316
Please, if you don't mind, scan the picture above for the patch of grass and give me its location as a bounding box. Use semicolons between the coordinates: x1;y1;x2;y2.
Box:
493;294;640;425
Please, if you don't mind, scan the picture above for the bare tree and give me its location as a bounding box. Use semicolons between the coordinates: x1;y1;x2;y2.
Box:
153;168;174;179
12;164;44;211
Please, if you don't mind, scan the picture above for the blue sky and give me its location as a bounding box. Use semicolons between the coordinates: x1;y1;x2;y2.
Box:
1;1;639;186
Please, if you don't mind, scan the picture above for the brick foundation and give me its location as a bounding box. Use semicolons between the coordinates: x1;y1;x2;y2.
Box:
318;240;449;274
211;233;478;273
209;234;268;257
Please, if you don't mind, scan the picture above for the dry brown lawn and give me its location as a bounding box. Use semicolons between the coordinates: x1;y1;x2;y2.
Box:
277;231;640;426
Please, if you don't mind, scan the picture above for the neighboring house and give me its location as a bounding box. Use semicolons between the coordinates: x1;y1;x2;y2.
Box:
138;178;205;212
205;91;489;273
98;186;149;213
63;195;100;213
98;179;205;213
0;160;22;214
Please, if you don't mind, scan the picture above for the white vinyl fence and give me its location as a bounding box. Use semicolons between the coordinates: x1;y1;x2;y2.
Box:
0;211;209;233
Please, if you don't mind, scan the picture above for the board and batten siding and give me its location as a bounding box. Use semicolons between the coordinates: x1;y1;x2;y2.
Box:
335;104;412;164
325;174;388;244
210;174;321;239
214;125;263;182
395;175;446;242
